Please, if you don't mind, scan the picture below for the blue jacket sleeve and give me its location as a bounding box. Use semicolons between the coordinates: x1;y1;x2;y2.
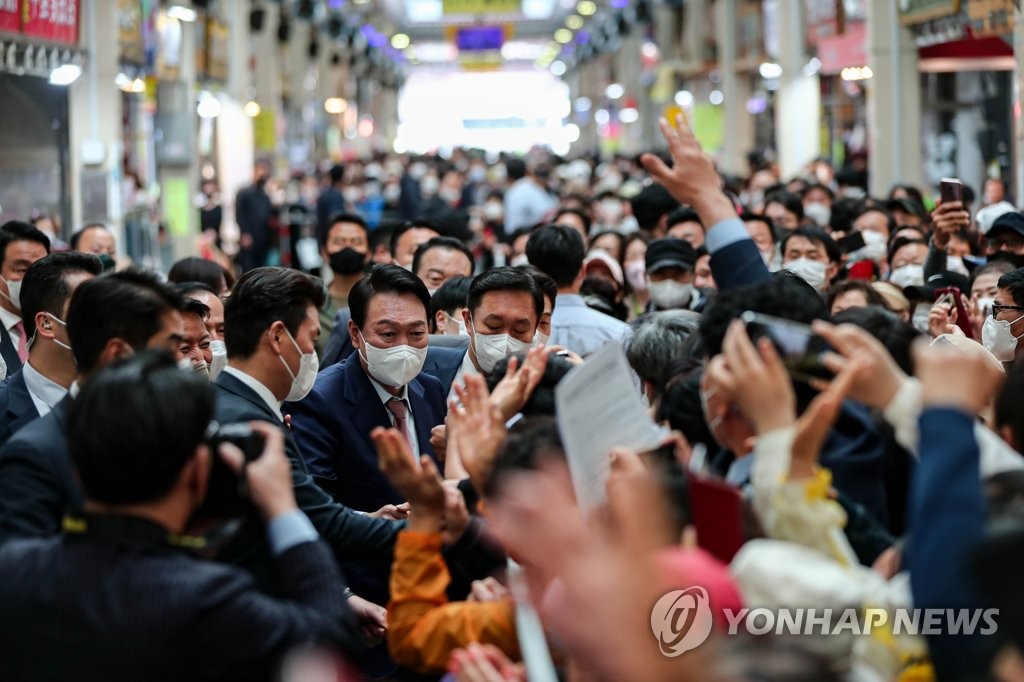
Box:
704;218;772;291
907;407;986;679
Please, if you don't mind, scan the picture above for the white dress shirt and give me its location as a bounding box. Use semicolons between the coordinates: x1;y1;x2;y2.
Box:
21;361;67;417
447;348;478;405
0;307;22;357
367;376;420;457
222;366;283;421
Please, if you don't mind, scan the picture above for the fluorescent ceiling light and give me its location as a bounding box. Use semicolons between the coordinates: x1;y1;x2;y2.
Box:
167;5;197;22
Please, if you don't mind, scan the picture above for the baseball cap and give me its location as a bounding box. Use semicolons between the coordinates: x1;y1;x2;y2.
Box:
645;238;697;273
977;201;1016;235
987;211;1024;239
583;250;624;286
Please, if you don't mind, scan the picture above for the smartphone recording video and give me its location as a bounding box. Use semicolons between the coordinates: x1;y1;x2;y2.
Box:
741;311;832;383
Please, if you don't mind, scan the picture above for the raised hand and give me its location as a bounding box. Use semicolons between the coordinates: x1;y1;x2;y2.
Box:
719;319;796;435
488;346;549;420
639;115;736;228
812;320;909;410
914;340;1004;416
372;427;446;530
930;201;970;249
452;374;508;494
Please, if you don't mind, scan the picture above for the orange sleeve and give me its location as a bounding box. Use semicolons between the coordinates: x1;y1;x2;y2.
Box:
387;530;519;674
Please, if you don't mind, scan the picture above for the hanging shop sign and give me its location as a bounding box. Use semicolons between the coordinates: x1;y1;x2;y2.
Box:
118;0;144;65
21;0;79;45
898;0;960;26
805;0;844;46
0;0;78;45
966;0;1014;39
202;16;228;82
441;0;519;14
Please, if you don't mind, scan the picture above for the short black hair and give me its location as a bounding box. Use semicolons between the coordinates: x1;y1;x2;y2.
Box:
518;264;558;310
699;273;827;357
0;220;50;266
666;207;704;230
505;158;527;182
66;269;185;376
389;219;442;257
764;190;805;221
553;207;592;235
318;211;368;249
800;183;835;201
781;227;841;263
20;252;102;334
223;267;326;359
411;236;474;278
972;261;1015;289
831;306;919;376
657;367;715;450
887;236;927;267
482;416;565;499
467;267;544;321
431;275;472;317
167;257;228;293
69;351;214;505
630;184;679;231
182;297;210;323
826;279;887;313
349;264;431;330
174;281;218;300
996;361;1024;452
328;164;345;184
68;224;107;251
525;224;584;287
999;268;1024;308
856;205;897;236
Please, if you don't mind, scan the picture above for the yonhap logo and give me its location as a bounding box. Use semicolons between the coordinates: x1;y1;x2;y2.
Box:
650;586;714;656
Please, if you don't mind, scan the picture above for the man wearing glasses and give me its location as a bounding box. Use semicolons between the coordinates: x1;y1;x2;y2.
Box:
983;267;1024;363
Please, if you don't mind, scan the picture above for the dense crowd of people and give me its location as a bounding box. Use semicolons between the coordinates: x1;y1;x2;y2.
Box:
0;115;1023;681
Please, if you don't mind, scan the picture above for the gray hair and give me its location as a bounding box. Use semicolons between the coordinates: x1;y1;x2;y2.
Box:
624;309;701;398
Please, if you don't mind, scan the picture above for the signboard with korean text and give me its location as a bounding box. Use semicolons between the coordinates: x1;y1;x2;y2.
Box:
204;17;228;82
898;0;960;26
0;0;18;34
21;0;79;45
118;0;144;65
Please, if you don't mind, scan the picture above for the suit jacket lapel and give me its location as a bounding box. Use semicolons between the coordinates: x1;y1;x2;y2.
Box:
342;353;393;456
214;373;281;424
407;379;437;459
0;325;18;372
6;371;38;432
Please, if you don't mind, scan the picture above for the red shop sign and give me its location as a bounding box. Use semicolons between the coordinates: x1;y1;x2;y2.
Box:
20;0;79;45
0;0;19;34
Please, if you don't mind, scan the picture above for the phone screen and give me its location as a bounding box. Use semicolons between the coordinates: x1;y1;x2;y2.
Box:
940;178;963;204
741;311;832;383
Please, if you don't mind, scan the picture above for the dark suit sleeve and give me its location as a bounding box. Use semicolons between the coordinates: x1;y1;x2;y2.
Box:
0;439;64;545
192;540;360;676
907;408;987;680
288;384;342;492
708;239;772;291
290;458;402;561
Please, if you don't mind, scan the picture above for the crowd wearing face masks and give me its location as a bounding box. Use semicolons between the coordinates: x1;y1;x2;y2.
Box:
6;118;1024;682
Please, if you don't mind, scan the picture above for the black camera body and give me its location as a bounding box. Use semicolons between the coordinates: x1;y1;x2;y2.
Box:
196;422;266;519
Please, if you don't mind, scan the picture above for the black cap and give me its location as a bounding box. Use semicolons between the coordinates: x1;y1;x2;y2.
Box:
903;270;971;301
645;237;697;273
989;212;1024;238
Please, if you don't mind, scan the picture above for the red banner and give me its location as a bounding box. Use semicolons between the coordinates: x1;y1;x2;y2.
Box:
0;0;17;33
20;0;78;45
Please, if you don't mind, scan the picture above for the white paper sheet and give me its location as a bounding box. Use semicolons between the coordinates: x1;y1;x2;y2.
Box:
555;343;668;511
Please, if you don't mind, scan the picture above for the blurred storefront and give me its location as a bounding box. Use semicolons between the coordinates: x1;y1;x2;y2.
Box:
0;1;83;231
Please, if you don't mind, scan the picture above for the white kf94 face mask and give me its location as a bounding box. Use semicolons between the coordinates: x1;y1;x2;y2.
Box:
359;331;428;388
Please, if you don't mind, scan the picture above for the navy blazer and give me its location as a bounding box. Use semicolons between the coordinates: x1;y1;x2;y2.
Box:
213;372;403;593
0;369;40;449
0;396;78;546
288;352;447;513
421;343;468;396
708;236;772;291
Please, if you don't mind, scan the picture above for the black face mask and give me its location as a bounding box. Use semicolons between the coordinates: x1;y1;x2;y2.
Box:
988;251;1024;270
329;247;366;275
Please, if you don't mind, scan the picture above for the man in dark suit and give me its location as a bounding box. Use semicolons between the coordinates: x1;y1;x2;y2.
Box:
0;352;359;681
289;265;446;513
0;253;102;447
219;266;485;678
0;221;51;374
236;160;274;273
0;270;187;545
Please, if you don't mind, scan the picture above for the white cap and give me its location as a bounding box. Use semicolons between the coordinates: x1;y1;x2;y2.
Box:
976;201;1016;235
